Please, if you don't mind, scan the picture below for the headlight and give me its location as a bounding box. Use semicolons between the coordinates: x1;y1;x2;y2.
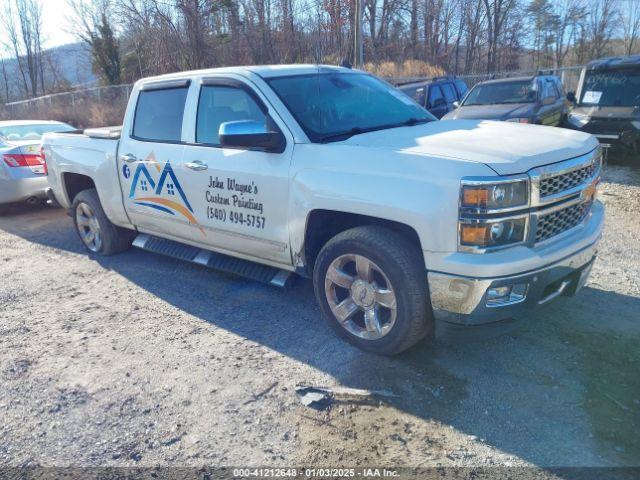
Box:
460;179;528;212
460;217;527;248
505;118;530;123
567;113;590;128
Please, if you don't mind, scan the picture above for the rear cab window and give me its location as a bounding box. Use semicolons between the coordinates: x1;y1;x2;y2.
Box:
133;86;189;142
542;79;558;100
454;79;468;99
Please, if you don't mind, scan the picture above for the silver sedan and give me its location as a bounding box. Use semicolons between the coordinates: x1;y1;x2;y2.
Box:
0;120;75;205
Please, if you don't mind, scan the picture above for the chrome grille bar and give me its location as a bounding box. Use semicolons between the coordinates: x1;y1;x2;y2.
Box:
527;146;601;245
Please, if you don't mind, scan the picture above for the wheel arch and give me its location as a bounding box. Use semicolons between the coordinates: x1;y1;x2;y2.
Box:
299;209;425;277
61;172;96;205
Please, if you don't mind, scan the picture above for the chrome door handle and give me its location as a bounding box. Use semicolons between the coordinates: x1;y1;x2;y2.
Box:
185;160;208;171
121;153;138;163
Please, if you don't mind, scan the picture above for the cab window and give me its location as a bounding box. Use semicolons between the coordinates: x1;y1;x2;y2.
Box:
196;85;267;145
400;85;426;107
441;83;457;103
542;79;558;99
133;87;189;142
428;85;445;107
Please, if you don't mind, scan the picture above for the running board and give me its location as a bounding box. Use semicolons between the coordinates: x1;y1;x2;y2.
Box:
132;234;293;288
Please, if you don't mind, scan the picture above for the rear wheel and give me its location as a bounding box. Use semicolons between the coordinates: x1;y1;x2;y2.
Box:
72;189;133;255
313;226;433;355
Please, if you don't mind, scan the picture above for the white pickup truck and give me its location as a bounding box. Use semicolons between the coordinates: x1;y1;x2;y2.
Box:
43;65;604;355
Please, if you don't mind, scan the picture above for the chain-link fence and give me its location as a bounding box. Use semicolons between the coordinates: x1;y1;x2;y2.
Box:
1;65;586;128
3;84;133;128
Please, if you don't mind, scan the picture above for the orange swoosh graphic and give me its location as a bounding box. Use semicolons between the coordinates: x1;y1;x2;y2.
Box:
136;196;200;227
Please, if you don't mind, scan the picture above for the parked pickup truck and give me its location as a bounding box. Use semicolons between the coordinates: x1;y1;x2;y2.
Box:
43;65;604;355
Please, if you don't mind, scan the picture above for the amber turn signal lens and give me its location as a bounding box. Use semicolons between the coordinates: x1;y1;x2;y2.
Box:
460;225;490;246
462;188;489;207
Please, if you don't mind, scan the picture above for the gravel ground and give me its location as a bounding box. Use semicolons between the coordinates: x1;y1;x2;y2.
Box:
0;164;638;471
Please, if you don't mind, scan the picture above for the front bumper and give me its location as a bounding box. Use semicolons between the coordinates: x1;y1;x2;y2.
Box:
0;176;49;204
428;241;598;325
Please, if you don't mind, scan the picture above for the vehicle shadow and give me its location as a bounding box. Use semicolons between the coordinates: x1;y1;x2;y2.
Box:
2;204;639;470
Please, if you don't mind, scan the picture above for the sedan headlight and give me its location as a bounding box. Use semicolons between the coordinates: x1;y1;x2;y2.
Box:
460;217;527;248
567;112;590;128
460;179;528;212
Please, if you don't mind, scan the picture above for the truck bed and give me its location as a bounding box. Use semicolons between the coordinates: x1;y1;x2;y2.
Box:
42;127;125;223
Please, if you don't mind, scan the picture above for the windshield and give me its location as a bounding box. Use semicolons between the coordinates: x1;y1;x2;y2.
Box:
580;69;640;107
267;72;435;142
0;123;75;141
462;80;537;106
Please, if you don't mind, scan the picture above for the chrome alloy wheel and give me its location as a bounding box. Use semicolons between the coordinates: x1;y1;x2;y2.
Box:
75;202;102;252
324;254;397;340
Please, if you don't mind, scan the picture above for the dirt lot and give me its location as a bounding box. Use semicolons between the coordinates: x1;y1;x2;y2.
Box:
1;164;639;471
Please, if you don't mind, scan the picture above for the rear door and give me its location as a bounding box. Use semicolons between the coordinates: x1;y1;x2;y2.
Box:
117;80;195;240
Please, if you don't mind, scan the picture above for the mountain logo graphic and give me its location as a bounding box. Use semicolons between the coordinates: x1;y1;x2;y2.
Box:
128;152;204;233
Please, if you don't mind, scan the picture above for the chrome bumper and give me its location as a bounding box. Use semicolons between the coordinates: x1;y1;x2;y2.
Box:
428;241;599;325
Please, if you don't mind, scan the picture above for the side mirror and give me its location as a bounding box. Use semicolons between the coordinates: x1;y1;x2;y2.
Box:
219;120;285;153
452;101;460;109
567;91;577;104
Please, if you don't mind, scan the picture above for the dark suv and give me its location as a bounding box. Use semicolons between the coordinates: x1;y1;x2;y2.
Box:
442;74;568;126
398;77;468;118
564;55;640;159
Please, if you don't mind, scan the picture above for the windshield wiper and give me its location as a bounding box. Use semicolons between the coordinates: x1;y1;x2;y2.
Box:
319;117;432;143
319;127;366;143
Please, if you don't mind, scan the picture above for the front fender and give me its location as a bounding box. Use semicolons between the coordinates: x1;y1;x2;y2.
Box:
288;144;496;265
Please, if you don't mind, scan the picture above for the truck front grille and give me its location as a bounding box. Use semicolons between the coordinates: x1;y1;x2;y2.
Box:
539;161;598;198
535;200;592;243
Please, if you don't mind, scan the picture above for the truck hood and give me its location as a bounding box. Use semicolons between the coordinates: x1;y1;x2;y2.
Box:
340;119;598;175
444;103;534;121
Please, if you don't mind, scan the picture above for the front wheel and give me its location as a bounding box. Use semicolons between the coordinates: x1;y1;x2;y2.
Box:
313;226;433;355
72;189;133;255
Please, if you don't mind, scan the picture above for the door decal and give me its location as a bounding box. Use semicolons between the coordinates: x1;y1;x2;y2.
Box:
128;151;204;234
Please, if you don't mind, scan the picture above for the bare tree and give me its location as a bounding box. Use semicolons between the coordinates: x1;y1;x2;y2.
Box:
69;0;123;85
622;0;640;55
482;0;518;73
587;0;619;59
0;58;11;103
1;0;46;97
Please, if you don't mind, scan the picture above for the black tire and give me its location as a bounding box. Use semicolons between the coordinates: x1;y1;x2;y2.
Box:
313;225;433;355
72;188;134;255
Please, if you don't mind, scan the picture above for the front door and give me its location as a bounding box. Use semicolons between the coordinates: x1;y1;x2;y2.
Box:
178;78;293;265
539;79;563;126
